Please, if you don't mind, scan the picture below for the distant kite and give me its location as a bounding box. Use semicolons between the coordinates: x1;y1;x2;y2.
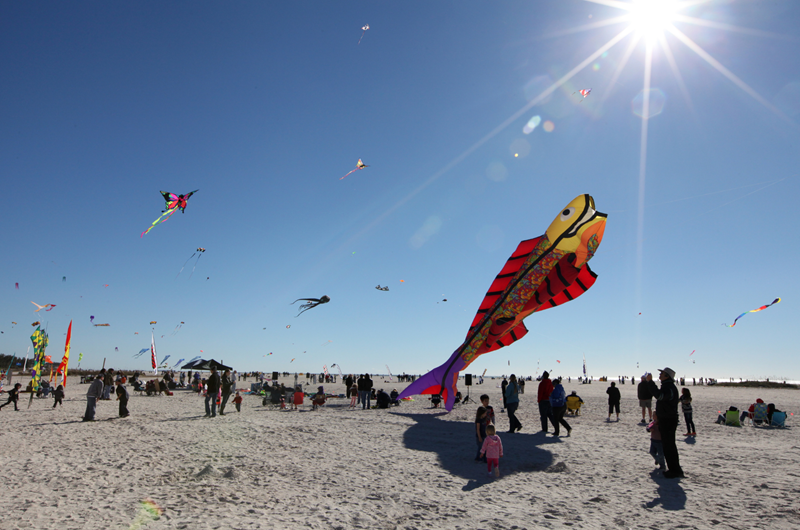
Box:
292;295;330;316
141;189;199;237
94;323;110;327
15;283;19;290
724;298;781;327
32;321;40;327
177;247;206;279
31;301;56;312
340;159;369;180
375;285;389;291
150;321;157;325
358;24;369;44
90;315;95;324
62;276;66;282
572;88;592;101
115;347;119;352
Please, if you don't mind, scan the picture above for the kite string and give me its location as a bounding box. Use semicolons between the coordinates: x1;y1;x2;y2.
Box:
188;253;203;279
176;252;196;279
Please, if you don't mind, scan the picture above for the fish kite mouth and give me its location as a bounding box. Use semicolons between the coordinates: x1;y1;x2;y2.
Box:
565;206;606;238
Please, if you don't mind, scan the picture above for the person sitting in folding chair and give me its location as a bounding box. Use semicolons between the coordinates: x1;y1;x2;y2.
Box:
715;406;741;426
566;391;584;416
311;386;326;410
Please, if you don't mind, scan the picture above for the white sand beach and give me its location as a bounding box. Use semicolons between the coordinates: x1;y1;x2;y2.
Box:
1;375;798;530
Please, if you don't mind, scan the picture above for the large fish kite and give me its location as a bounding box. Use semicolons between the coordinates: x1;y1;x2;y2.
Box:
399;194;607;411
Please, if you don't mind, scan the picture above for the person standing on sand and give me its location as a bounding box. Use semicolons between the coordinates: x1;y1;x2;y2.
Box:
358;373;373;410
83;375;104;421
549;377;571;436
103;369;115;400
205;366;220;418
638;375;653;424
501;377;508;412
606;381;621;421
646;368;684;478
219;369;233;415
53;384;65;408
505;374;522;433
537;371;555;433
345;374;354;399
116;380;129;417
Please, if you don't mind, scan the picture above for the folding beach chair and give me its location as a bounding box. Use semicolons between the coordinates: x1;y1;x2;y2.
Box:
770;411;787;428
725;410;741;427
751;402;768;426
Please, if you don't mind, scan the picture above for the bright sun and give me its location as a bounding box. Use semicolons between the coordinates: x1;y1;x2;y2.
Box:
629;0;680;37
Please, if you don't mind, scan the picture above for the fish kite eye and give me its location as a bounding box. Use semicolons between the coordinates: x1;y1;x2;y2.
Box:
560;207;576;221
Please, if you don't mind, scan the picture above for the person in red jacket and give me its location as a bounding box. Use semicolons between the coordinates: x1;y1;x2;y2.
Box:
537;371;556;433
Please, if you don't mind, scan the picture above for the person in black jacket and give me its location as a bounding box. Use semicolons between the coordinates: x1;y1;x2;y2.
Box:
357;374;373;410
219;369;233;415
646;368;684;478
606;381;621;422
345;374;354;399
638;375;653;424
205;367;220;418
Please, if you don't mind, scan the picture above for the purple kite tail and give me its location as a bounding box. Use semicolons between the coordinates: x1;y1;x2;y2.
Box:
398;350;466;412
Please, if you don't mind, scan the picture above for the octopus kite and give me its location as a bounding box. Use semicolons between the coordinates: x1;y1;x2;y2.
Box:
141;189;199;237
292;295;330;316
724;298;781;327
399;194;607;411
340;159;369;180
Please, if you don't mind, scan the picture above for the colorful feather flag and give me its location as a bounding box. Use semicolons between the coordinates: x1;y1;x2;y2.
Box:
55;320;72;386
151;332;158;375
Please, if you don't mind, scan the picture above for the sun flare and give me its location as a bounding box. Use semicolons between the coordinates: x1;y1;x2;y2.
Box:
628;0;680;38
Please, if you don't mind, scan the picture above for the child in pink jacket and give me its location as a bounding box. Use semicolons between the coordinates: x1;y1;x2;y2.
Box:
479;425;504;477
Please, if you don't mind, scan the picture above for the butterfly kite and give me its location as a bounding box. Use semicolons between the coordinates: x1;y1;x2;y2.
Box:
31;302;56;312
141;189;199;237
399;194;607;411
292;295;330;316
376;285;389;291
177;248;206;279
572;88;592;101
340;159;369;180
724;298;781;327
358;24;369;44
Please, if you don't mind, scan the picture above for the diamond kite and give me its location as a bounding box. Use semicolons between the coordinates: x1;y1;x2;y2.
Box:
141;189;198;237
724;298;781;328
399;194;607;411
573;88;592;101
340;159;369;180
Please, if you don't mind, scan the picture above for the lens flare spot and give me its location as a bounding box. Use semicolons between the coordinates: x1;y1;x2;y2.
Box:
524;75;554;104
543;120;555;132
509;138;530;158
486;161;508;182
774;81;800;117
409;215;443;249
522;115;541;134
632;88;667;118
592;63;601;71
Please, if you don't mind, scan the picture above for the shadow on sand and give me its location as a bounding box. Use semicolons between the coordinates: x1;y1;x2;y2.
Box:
645;470;687;510
394;412;557;490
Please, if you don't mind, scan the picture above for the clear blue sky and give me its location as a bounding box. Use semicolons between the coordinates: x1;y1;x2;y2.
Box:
2;1;798;381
